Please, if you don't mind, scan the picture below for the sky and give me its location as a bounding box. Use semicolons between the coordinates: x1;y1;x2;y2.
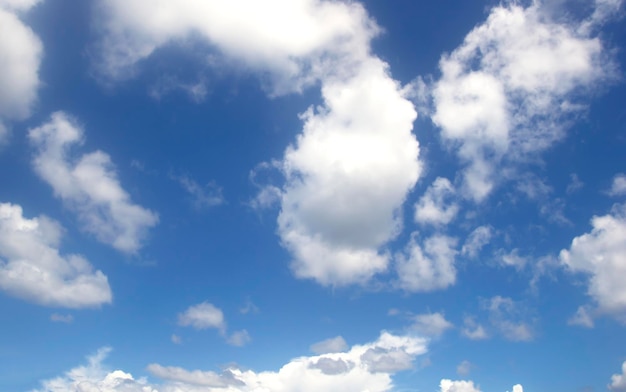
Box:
1;0;626;391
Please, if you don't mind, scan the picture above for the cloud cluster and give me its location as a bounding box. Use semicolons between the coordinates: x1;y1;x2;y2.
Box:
414;177;459;226
0;0;42;143
29;112;159;254
94;0;422;287
610;361;626;392
430;0;618;201
0;202;111;308
560;203;626;322
177;301;250;347
36;332;428;392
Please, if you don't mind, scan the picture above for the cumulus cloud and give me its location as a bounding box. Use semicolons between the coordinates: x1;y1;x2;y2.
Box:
414;177;459;226
609;173;626;196
461;226;493;258
36;331;428;392
440;379;481;392
430;0;617;201
0;2;43;143
410;312;454;337
94;0;422;287
28;112;159;254
227;330;251;347
609;361;626;392
560;203;626;322
395;233;458;292
178;302;226;332
310;336;348;355
0;202;112;308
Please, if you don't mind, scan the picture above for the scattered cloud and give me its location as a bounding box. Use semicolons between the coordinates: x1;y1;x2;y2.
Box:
609;361;626;392
410;312;454;337
457;360;472;376
461;316;489;340
36;332;428;391
50;313;74;323
173;174;224;210
171;334;182;344
567;305;595;328
0;1;42;143
239;299;259;315
461;226;493;258
485;296;534;342
566;173;584;194
227;330;251;347
609;173;626;197
430;1;617;201
560;203;626;322
395;233;458;292
310;336;348;355
178;301;226;333
0;202;112;308
29;112;159;254
414;177;459;226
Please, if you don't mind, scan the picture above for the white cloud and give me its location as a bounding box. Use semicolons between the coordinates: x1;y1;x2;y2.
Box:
95;0;422;287
395;233;458;292
431;1;616;201
0;202;112;308
414;177;459;226
36;331;428;392
566;173;584;194
461;226;493;258
499;249;529;269
485;296;534;342
609;361;626;392
0;4;42;143
50;313;74;323
410;312;454;337
227;330;251;347
28;112;159;254
461;316;488;340
440;379;481;392
456;360;472;376
178;302;226;333
609;173;626;196
171;334;182;344
310;336;348;355
560;203;626;322
567;305;595;328
174;174;224;210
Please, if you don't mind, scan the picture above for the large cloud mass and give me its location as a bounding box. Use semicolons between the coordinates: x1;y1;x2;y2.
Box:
29;112;159;254
0;202;111;308
95;0;421;286
36;332;428;392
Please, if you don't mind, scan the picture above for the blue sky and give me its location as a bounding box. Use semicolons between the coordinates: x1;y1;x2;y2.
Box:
1;0;626;391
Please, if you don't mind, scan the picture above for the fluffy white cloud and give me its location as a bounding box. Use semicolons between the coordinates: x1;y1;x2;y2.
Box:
0;202;112;308
395;233;458;292
178;302;226;332
95;0;421;287
560;203;626;322
609;173;626;196
0;3;42;143
431;1;617;201
610;361;626;392
410;312;454;337
279;57;420;286
414;177;459;226
29;112;159;254
36;332;428;392
227;330;251;347
440;379;481;392
94;0;377;92
310;336;348;355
